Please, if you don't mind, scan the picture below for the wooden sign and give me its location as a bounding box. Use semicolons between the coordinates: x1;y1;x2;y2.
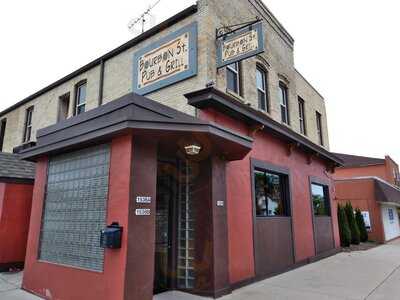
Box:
133;22;198;95
217;22;264;68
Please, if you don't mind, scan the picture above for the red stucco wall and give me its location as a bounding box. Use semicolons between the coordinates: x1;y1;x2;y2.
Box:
199;108;340;285
22;135;133;300
0;182;33;266
335;179;385;243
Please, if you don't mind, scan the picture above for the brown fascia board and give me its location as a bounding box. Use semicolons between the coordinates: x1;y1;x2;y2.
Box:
20;92;253;161
0;177;34;184
0;4;198;118
333;152;385;168
185;87;343;166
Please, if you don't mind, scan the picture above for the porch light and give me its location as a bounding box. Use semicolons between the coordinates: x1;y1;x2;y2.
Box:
184;142;202;156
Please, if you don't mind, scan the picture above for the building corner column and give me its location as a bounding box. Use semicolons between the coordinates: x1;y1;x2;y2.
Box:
210;155;231;297
124;137;158;300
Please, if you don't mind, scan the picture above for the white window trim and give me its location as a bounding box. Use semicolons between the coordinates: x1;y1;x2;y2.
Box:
226;62;241;95
256;67;268;112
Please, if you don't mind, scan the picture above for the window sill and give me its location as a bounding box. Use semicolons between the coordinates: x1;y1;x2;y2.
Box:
256;107;272;117
225;89;247;104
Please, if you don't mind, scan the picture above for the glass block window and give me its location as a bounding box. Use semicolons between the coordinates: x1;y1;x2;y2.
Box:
38;144;110;272
177;160;196;289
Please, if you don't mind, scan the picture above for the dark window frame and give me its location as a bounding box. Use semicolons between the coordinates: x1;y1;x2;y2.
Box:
310;178;331;217
298;96;307;135
256;65;269;112
316;111;324;146
251;158;292;218
23;106;34;143
74;80;87;116
57;92;71;122
0;118;6;152
279;82;290;125
226;62;242;96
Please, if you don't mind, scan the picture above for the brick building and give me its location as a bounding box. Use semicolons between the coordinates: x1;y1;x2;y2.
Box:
334;153;400;243
0;1;342;299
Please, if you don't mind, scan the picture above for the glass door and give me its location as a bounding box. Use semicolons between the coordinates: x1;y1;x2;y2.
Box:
154;159;196;293
154;161;175;293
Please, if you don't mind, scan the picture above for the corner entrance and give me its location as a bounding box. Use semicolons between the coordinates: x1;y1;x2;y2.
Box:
154;159;196;294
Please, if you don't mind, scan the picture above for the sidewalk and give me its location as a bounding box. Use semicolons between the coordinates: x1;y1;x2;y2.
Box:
2;239;400;299
0;272;40;300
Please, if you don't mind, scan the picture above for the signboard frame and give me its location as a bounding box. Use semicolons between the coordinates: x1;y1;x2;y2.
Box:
216;21;264;69
133;22;198;96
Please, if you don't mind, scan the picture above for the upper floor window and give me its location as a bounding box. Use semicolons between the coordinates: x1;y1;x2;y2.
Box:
58;92;70;122
256;66;269;111
311;183;330;216
254;168;290;217
23;106;34;143
74;81;87;115
316;111;324;146
298;97;306;135
278;82;289;125
226;62;241;95
0;119;7;152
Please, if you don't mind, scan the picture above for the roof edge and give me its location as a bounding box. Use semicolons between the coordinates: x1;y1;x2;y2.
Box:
295;69;325;100
185;87;342;166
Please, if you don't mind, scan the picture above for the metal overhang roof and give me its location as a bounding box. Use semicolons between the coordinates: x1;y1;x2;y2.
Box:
185;87;343;166
20;92;253;161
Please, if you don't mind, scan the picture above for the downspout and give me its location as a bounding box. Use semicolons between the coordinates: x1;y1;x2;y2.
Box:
98;59;105;106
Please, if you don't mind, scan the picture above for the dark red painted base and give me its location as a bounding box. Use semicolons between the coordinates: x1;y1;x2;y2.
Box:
0;182;33;268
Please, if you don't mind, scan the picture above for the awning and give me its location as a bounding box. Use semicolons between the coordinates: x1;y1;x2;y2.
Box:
375;179;400;207
20;93;253;161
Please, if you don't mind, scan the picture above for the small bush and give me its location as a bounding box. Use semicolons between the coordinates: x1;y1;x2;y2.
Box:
344;202;360;245
337;204;351;247
355;208;368;242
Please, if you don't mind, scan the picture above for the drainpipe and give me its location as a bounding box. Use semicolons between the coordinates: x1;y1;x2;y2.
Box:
98;59;105;106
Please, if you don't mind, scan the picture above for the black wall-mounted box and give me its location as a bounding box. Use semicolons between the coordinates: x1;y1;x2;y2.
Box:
100;222;123;249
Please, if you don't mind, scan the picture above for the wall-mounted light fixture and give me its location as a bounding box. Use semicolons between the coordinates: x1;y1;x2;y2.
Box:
184;142;202;156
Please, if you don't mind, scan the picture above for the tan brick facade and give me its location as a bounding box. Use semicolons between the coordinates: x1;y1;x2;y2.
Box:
0;0;330;153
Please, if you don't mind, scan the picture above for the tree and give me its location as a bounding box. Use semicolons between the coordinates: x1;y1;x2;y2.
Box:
337;204;351;247
344;202;360;245
355;208;368;242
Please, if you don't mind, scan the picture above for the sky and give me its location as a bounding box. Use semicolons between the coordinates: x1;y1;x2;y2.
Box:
0;0;399;162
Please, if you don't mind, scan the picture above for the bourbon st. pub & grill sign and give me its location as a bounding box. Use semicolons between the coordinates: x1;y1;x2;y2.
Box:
133;22;198;95
216;21;264;68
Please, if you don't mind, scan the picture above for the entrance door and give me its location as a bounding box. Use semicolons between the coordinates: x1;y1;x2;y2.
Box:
154;159;196;293
154;161;176;293
310;181;335;254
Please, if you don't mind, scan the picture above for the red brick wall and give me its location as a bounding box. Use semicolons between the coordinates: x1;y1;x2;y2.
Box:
334;165;387;181
384;156;399;186
335;179;385;243
0;182;33;265
22;135;133;300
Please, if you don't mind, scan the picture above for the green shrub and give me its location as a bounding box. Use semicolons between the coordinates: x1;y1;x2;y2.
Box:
337;204;351;247
355;208;368;242
344;202;360;245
